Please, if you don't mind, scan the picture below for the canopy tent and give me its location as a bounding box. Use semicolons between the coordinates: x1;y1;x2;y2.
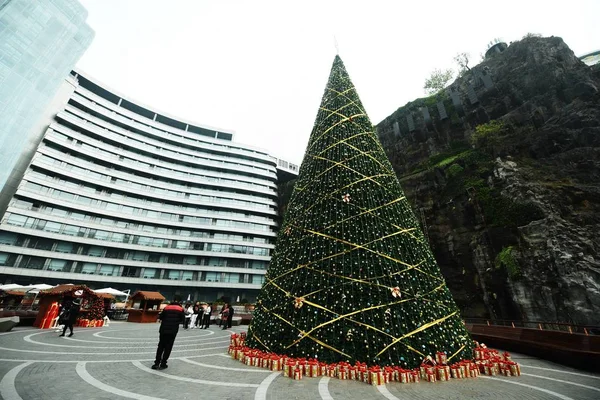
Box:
0;284;55;293
93;288;129;297
0;284;25;291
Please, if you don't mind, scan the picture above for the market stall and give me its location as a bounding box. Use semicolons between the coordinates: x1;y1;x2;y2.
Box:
34;284;106;329
0;290;25;310
127;291;165;323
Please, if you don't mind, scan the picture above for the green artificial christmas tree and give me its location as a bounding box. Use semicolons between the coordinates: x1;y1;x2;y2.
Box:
246;55;473;368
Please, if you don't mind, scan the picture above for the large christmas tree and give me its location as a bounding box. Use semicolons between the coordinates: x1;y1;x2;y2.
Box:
246;56;473;368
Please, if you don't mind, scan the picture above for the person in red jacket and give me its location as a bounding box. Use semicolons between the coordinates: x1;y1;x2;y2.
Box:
153;295;185;370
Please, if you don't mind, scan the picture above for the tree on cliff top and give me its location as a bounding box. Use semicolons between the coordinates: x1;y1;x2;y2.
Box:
424;68;454;95
245;55;473;368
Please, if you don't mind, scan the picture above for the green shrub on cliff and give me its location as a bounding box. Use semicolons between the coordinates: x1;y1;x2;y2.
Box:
471;120;507;151
447;163;464;178
475;187;544;227
495;246;521;279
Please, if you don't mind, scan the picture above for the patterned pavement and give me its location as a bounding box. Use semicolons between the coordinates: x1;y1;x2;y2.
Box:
0;322;598;400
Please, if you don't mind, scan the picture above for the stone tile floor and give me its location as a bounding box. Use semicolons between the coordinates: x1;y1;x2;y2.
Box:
0;322;598;399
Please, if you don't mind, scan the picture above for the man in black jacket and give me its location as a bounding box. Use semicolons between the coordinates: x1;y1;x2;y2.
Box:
153;295;185;370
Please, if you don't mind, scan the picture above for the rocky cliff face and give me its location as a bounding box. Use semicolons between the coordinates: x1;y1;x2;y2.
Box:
375;37;600;325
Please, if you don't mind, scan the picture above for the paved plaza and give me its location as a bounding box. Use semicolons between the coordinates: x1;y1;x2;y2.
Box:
0;322;598;400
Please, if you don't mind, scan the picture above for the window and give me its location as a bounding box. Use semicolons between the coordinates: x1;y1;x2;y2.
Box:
167;255;183;264
111;233;125;242
167;270;180;280
6;214;27;226
43;222;61;233
62;225;79;236
55;242;74;253
143;268;157;279
48;259;67;271
20;256;45;270
208;258;225;267
29;238;54;251
87;246;104;257
105;248;125;259
122;266;139;277
182;271;193;281
136;236;152;246
174;241;189;249
251;261;268;270
205;272;217;282
131;251;148;261
99;265;119;276
183;256;198;265
0;232;18;245
191;242;204;250
152;238;168;248
227;259;246;269
0;253;17;266
94;230;110;241
106;203;119;211
81;263;97;274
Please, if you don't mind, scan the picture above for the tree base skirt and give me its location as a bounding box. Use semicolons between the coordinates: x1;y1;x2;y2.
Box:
228;333;521;385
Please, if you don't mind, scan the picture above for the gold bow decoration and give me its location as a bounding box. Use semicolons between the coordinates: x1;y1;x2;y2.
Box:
294;297;305;309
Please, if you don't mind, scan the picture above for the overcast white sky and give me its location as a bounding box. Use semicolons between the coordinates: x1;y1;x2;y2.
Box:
77;0;600;165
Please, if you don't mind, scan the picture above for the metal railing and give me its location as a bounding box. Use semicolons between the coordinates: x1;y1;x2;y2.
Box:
464;318;600;335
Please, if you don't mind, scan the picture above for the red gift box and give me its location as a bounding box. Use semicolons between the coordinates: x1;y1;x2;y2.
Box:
293;366;303;380
284;359;296;377
450;365;461;379
306;361;319;377
319;363;327;377
398;369;410;383
369;367;385;386
270;356;281;371
420;356;437;378
508;362;521;376
411;370;420;383
436;365;450;381
348;366;357;380
435;351;447;365
327;365;336;378
426;372;437;382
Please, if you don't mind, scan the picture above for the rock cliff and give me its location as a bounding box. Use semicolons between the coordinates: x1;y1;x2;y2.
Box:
374;36;600;325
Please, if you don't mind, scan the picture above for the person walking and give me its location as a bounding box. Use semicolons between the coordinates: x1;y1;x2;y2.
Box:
222;303;234;330
183;303;192;329
59;298;80;337
190;304;199;329
226;303;234;329
194;302;201;328
219;303;229;328
153;295;184;370
202;303;212;329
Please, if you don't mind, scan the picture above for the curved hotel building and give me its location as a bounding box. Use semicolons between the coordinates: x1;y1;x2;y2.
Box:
0;71;298;302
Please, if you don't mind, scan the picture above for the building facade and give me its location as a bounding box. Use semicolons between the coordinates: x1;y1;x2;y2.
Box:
0;0;94;192
0;71;298;302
